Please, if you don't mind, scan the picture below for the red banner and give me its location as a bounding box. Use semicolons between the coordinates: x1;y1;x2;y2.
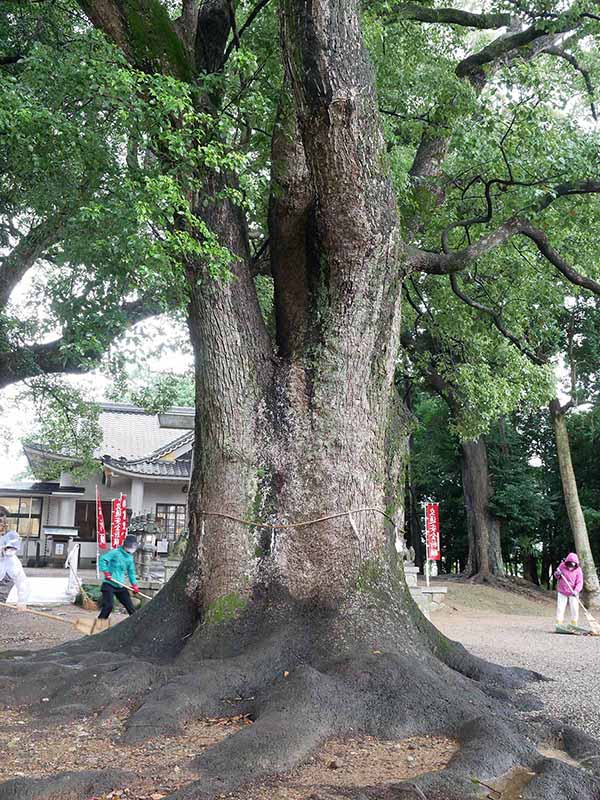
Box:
425;502;441;561
96;486;107;550
119;494;128;547
111;497;122;548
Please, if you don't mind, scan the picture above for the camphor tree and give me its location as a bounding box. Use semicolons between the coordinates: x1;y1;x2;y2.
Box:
402;276;554;580
4;1;600;799
426;240;600;604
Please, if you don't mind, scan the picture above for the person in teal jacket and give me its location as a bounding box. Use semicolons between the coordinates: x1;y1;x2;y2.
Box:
97;534;140;619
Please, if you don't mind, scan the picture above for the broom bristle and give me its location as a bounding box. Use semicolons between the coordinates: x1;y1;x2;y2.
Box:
78;585;98;611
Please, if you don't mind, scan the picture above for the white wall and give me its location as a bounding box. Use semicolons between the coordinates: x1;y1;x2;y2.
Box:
75;474;188;512
141;481;189;516
77;473;133;504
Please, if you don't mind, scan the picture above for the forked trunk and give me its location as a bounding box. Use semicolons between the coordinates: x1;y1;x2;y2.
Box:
178;1;409;613
184;174;274;610
461;436;505;579
550;398;600;609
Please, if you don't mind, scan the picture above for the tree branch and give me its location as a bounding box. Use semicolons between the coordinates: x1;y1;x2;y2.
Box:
535;179;600;212
519;223;600;296
412;216;600;299
407;10;581;198
439;176;600;255
401;329;459;411
222;0;272;65
411;171;600;279
0;297;163;390
544;44;597;120
456;25;577;85
389;3;514;30
410;218;523;274
0;216;66;308
448;273;545;365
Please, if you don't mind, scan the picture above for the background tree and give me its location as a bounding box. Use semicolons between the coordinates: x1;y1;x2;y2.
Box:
433;252;600;603
406;392;467;571
402;275;553;579
546;299;600;606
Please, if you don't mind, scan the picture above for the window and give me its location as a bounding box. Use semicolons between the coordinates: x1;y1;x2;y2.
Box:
155;504;187;540
0;497;43;537
75;500;113;542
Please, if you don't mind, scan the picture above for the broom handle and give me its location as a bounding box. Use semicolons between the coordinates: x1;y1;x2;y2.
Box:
109;577;153;601
0;600;73;625
576;595;598;623
68;561;85;594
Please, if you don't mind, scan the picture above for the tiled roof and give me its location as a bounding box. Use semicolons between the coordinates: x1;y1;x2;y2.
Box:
0;480;86;495
23;404;195;481
102;428;194;479
96;403;194;460
145;430;194;461
103;456;191;478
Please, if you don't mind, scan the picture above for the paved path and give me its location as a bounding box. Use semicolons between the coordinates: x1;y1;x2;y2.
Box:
435;611;600;737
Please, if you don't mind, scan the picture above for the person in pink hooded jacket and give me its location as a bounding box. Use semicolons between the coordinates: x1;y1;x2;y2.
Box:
554;552;584;627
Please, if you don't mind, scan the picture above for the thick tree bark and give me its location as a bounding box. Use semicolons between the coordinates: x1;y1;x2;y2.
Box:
461;436;505;579
184;171;273;611
550;398;600;609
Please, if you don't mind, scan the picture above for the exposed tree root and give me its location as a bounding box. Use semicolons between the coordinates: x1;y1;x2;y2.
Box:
0;580;598;800
465;571;501;586
0;769;133;800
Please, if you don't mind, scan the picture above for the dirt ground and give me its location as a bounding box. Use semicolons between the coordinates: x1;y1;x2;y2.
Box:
0;578;594;799
0;701;458;799
0;603;96;652
433;574;555;617
0;602;458;799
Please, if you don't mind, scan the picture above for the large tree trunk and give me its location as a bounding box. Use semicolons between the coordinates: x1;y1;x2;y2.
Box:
461;436;505;579
550;398;600;609
3;5;600;800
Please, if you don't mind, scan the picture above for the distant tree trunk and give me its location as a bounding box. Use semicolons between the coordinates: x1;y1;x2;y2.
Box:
523;554;540;586
461;436;505;579
542;547;552;589
406;433;424;569
550;398;600;609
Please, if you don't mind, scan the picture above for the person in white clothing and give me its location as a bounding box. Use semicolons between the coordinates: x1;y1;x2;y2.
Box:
0;506;29;610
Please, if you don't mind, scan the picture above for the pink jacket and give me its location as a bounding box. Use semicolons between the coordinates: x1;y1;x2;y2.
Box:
554;553;584;596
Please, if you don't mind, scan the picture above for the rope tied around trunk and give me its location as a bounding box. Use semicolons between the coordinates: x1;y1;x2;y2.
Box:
196;507;397;529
